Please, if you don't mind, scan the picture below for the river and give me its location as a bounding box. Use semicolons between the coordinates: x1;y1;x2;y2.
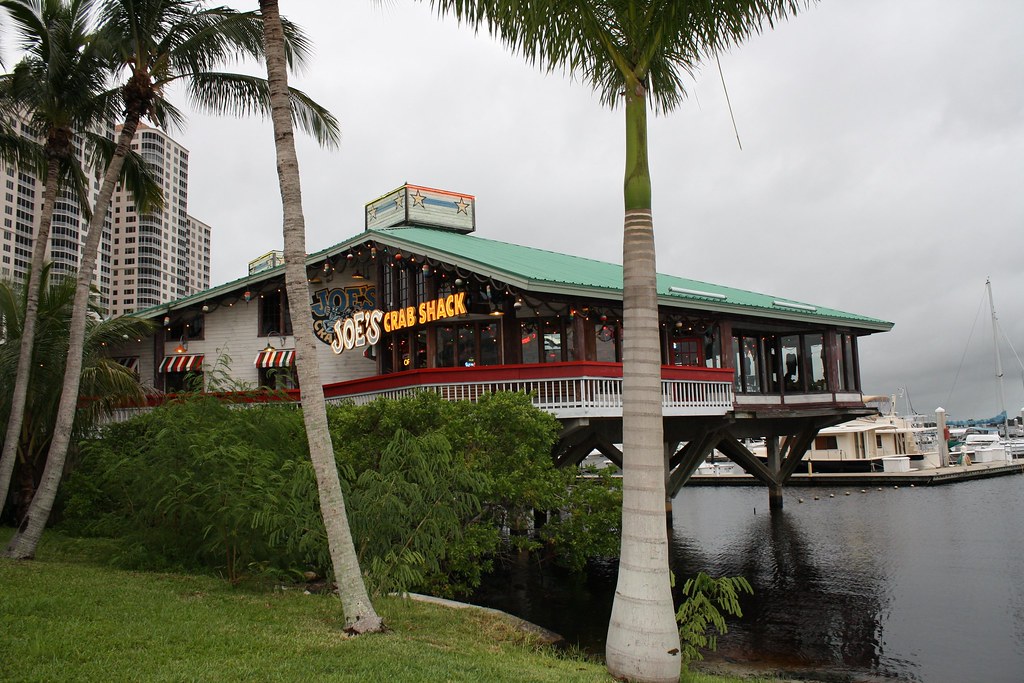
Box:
471;475;1024;683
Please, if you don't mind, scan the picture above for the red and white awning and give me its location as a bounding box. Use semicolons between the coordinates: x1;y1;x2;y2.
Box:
113;356;139;373
254;349;295;368
158;354;204;373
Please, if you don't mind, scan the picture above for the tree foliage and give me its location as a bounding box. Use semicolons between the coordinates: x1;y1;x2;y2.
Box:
674;571;754;665
0;265;151;521
61;391;619;595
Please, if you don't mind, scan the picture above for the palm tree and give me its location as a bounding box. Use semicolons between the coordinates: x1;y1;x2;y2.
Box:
0;263;152;521
4;0;337;559
257;0;382;634
426;2;810;680
0;0;118;518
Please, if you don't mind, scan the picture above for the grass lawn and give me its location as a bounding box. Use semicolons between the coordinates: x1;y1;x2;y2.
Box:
0;529;775;682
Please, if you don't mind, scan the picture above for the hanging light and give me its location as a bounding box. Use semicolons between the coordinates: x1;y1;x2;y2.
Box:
174;336;188;354
243;290;252;302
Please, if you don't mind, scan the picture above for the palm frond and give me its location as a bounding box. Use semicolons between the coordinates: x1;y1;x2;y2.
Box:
185;72;340;148
429;0;814;114
83;129;165;214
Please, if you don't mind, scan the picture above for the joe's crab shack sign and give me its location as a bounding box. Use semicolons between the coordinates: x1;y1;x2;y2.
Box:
331;291;468;355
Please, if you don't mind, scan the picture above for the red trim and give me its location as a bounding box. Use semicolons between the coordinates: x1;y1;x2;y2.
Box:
321;362;733;399
404;183;474;200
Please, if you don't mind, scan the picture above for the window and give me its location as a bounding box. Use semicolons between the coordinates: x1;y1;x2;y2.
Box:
435;321;501;368
669;333;703;366
258;366;298;390
166;311;205;341
259;289;292;336
814;436;839;450
594;320;620;362
803;333;827;391
779;335;801;392
838;333;860;392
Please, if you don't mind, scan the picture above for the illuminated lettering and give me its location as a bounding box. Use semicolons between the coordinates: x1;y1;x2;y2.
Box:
332;310;384;355
365;309;383;344
353;311;366;347
453;292;467;316
331;320;345;353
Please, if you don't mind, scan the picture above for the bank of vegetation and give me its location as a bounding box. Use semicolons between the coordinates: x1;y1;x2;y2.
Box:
59;391;622;596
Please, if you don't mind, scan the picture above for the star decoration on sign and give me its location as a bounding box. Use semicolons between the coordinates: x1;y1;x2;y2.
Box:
367;205;377;220
455;197;470;214
411;190;426;207
394;194;405;209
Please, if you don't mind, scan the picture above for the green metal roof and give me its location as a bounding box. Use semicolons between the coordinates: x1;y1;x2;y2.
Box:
140;225;892;332
367;227;892;331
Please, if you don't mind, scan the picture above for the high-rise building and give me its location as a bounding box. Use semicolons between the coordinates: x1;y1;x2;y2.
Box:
107;122;211;316
0;117;211;316
0;116;116;305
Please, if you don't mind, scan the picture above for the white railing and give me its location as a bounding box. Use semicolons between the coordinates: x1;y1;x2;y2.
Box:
326;376;734;419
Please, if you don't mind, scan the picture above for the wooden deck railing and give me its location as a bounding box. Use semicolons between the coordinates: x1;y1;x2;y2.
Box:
103;362;735;422
322;362;734;418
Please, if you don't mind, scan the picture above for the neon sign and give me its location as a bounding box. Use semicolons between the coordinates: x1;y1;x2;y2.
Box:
310;285;376;346
330;292;468;355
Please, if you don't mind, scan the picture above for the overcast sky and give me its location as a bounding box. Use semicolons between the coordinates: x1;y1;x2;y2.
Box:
171;1;1024;421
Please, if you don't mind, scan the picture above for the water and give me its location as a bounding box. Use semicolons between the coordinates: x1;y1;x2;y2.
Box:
471;475;1024;682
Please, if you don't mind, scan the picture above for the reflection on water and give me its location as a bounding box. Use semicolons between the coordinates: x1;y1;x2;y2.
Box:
471;476;1024;683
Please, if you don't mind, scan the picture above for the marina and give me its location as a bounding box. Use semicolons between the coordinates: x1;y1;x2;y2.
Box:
472;476;1024;683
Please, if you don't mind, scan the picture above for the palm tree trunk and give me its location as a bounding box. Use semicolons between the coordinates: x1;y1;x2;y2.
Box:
0;155;61;518
605;86;681;683
4;121;136;559
258;0;381;632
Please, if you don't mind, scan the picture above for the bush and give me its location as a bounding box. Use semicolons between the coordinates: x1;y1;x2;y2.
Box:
61;391;617;594
675;572;754;665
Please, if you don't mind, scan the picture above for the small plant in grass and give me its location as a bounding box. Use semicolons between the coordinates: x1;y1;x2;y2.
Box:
675;572;754;665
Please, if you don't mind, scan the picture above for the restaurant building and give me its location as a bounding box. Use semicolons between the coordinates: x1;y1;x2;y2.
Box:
113;185;893;502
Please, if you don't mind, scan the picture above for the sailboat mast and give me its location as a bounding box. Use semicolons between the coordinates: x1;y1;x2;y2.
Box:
986;277;1009;436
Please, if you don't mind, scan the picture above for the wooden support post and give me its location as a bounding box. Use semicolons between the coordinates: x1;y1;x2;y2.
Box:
766;437;784;511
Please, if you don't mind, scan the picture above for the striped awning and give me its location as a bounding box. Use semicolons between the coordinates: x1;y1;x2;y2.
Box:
254;349;295;368
113;356;139;373
158;354;204;373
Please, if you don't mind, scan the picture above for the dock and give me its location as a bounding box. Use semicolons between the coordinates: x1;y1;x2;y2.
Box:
688;460;1024;487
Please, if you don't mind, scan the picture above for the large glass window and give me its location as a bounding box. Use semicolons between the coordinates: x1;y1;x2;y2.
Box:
521;322;540;364
436;321;502;367
733;334;763;393
839;333;859;391
803;333;827;392
479;322;500;365
542;319;563;363
781;335;801;393
595;320;619;362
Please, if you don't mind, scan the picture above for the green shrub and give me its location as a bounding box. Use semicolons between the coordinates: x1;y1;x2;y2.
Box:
61;391;619;594
675;572;754;665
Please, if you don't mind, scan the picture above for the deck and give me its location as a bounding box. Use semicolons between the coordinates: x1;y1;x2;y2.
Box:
322;362;735;419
